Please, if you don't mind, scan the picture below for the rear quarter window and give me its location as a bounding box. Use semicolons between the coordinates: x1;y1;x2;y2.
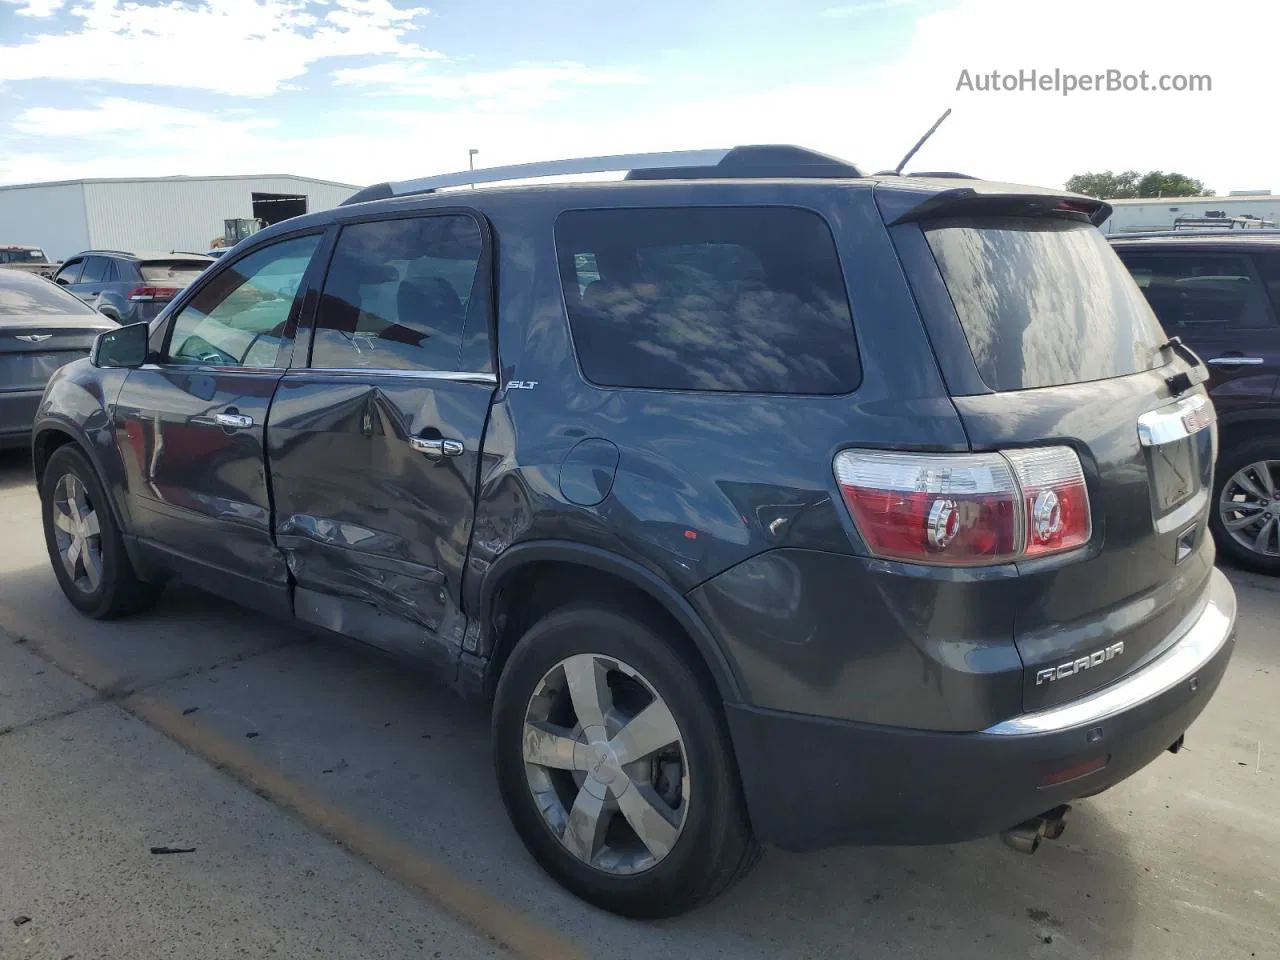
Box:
555;206;861;394
925;218;1166;391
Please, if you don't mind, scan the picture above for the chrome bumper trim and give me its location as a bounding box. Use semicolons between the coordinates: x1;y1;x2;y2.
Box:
984;568;1235;736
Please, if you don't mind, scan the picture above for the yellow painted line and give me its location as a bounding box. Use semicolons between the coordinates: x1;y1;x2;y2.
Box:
124;694;584;960
7;625;584;960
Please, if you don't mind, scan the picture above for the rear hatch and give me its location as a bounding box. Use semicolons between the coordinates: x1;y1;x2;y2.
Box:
883;183;1218;712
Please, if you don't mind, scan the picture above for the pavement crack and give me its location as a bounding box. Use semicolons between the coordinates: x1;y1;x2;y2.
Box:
0;694;110;740
126;637;303;698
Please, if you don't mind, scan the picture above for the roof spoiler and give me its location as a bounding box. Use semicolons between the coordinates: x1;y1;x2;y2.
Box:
887;183;1112;227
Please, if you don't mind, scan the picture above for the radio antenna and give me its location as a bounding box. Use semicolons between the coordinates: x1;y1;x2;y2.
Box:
892;107;952;175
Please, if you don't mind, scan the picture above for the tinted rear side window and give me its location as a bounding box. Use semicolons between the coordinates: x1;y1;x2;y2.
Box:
311;215;482;372
555;207;860;394
925;218;1165;391
1116;252;1277;329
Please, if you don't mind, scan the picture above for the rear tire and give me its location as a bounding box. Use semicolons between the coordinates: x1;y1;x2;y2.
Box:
1211;437;1280;574
40;444;160;618
492;604;760;918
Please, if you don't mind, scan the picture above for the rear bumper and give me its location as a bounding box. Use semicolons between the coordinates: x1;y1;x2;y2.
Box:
0;389;41;449
726;566;1236;851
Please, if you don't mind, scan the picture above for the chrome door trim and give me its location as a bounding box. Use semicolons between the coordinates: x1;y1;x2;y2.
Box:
1206;356;1264;365
291;368;498;386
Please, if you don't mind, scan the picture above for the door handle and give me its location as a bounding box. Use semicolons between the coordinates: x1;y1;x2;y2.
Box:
213;413;254;428
1207;356;1264;365
409;436;464;457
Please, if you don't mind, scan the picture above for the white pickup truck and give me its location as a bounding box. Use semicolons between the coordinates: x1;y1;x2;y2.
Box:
0;245;60;279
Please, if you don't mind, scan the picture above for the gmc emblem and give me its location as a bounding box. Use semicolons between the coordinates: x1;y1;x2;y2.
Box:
1036;641;1125;685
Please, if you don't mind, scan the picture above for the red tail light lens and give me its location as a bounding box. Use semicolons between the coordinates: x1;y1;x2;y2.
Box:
834;446;1091;567
834;451;1020;565
1004;447;1091;558
127;286;179;302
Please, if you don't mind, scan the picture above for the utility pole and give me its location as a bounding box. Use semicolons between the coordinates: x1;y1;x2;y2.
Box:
469;148;478;188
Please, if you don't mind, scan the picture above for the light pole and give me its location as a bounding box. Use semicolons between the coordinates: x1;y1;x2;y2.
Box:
468;148;478;188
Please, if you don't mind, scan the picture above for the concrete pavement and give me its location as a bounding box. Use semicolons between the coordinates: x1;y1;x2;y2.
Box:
1;448;1277;959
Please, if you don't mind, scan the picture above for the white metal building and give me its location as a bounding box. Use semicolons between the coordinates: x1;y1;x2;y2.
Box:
0;174;358;260
1102;192;1280;234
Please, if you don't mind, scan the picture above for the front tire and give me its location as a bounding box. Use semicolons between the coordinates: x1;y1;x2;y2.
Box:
40;444;160;618
492;604;760;918
1211;438;1280;574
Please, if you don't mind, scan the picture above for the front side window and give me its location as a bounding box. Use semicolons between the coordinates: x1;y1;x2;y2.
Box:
310;215;483;372
56;259;84;285
166;234;320;368
555;206;860;394
1118;252;1276;330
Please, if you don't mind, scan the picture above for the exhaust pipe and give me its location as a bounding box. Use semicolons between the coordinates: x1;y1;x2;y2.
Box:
1000;804;1070;855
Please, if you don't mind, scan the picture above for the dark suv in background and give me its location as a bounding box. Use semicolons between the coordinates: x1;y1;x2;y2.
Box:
32;147;1235;917
1111;234;1280;571
54;250;212;325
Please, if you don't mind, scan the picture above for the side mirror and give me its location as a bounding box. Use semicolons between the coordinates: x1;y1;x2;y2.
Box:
91;322;149;369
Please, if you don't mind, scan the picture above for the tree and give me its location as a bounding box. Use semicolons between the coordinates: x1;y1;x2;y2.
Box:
1135;171;1213;198
1065;169;1213;199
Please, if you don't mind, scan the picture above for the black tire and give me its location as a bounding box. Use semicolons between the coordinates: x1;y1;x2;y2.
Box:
1210;437;1280;574
492;604;761;918
40;444;160;618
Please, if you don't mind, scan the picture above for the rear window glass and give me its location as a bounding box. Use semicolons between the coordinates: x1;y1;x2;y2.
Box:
0;271;96;317
925;218;1166;391
141;261;209;284
555;206;860;394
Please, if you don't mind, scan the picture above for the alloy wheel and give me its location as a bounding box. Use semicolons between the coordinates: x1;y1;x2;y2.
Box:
522;653;690;875
1219;459;1280;559
51;473;104;593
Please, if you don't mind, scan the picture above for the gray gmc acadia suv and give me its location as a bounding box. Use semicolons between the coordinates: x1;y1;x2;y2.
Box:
31;146;1236;918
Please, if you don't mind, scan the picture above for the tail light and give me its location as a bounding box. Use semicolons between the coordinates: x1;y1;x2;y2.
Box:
127;286;179;302
834;446;1091;567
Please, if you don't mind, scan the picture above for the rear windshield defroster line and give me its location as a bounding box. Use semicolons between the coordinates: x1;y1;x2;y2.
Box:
924;217;1167;392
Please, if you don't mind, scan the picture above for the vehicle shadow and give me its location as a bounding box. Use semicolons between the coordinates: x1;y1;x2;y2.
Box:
0;447;33;495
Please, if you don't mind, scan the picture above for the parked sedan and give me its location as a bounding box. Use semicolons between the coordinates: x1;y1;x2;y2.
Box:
54;251;212;325
1111;233;1280;572
0;270;117;450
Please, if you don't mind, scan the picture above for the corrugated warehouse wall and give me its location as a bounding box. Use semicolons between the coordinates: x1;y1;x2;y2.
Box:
1103;195;1280;234
0;182;91;259
82;176;355;254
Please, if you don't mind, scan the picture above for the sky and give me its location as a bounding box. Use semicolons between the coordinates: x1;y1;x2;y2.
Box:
0;0;1276;193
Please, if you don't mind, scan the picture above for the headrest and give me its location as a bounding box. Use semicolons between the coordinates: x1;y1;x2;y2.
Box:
332;259;399;287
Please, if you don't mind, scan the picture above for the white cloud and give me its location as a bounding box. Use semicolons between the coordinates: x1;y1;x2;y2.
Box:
1;0;69;17
332;61;644;109
12;98;274;137
0;0;436;97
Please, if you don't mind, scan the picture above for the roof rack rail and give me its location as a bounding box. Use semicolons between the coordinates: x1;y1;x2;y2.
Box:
80;249;136;258
341;145;863;206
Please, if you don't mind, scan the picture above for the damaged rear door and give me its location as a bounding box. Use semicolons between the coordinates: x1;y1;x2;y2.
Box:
266;212;497;672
